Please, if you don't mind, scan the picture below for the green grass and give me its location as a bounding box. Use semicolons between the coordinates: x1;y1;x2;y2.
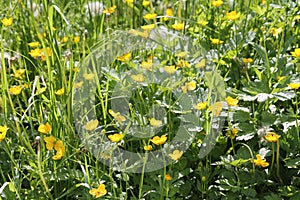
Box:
0;0;300;199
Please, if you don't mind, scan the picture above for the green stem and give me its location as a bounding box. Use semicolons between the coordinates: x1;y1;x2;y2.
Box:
276;140;283;184
37;140;54;200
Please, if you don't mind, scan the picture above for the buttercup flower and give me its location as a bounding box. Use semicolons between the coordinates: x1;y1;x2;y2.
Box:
83;73;95;80
141;24;155;30
73;81;83;89
28;42;40;48
210;38;223;44
252;154;269;168
84;119;99;131
164;65;177;74
226;128;238;139
9;85;22;95
150;134;167;145
172;23;184;31
73;36;80;43
291;48;300;58
169;150;183;160
144;145;153;151
149;118;162;127
226;11;240;21
212;0;223;7
12;69;26;79
89;184;107;198
108;133;124;143
243;58;253;63
109;109;126;124
143;13;157;20
198;20;208;26
131;74;145;82
165;174;172;181
209;102;223;117
55;88;64;96
117;52;131;62
38;122;52;134
103;5;117;14
177;59;190;68
288;82;300;89
264;132;280;142
141;60;153;70
226;96;239;106
164;8;173;21
0;125;9;142
52;140;65;160
142;1;150;6
1;17;13;26
194;102;207;110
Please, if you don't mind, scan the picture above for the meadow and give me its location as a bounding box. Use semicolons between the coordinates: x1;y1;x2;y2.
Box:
0;0;300;199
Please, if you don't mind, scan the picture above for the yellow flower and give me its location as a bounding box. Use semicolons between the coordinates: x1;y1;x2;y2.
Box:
209;102;223;117
141;24;155;30
198;20;208;26
108;133;124;143
262;0;266;4
169;150;183;160
164;8;173;21
277;76;285;82
270;27;282;37
212;0;223;7
1;17;13;26
55;88;64;96
142;1;150;6
243;58;253;63
12;69;26;79
143;13;157;20
210;38;223;45
288;82;300;89
165;174;172;181
226;11;240;21
52;140;65;160
103;5;117;14
38;122;52;134
125;0;134;3
44;136;66;159
60;36;69;43
164;65;177;74
129;29;150;38
187;81;196;91
226;96;239;106
73;81;83;89
131;74;145;82
291;48;300;58
44;136;56;150
40;47;52;61
73;36;80;43
252;154;269;168
83;73;95;80
29;48;41;58
194;102;207;110
84;119;99;131
0;125;8;142
177;59;190;68
172;23;184;31
226;128;238;139
141;61;153;70
117;52;131;62
9;85;22;95
264;132;280;142
89;184;107;198
150;134;167;145
109;109;126;124
149;118;162;127
28;42;40;48
144;145;153;151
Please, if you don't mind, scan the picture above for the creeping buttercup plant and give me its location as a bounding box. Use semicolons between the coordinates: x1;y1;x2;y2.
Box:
0;0;300;199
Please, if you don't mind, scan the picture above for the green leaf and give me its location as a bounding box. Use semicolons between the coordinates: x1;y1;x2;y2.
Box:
204;71;226;100
229;159;250;167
